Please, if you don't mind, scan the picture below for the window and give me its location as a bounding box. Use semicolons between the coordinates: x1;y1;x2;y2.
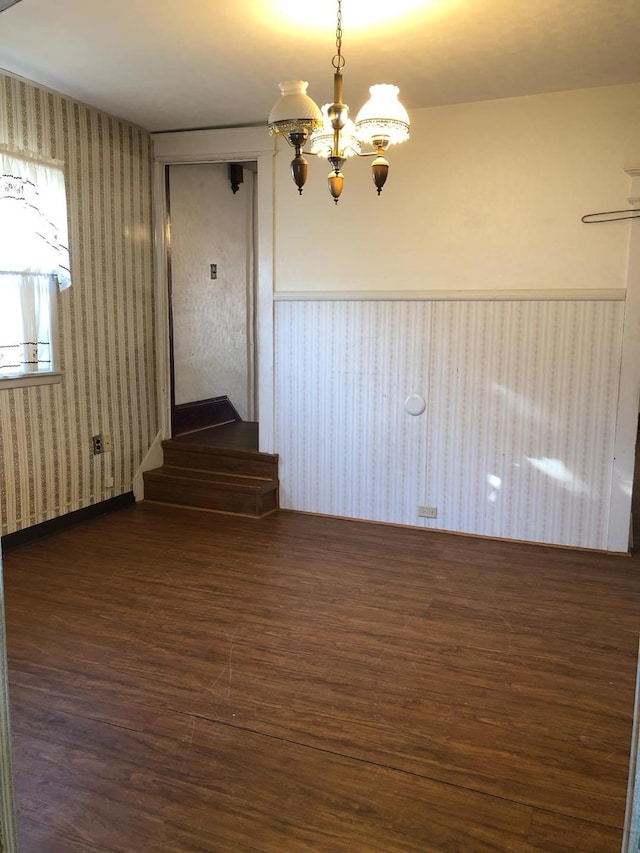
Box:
0;149;71;385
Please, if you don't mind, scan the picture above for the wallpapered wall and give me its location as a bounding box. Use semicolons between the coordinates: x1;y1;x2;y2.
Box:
0;73;156;536
275;298;624;551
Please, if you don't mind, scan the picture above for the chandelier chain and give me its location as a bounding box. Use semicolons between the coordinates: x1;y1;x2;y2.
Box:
332;0;345;73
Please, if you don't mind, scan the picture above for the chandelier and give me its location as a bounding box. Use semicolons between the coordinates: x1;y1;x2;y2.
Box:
267;0;410;204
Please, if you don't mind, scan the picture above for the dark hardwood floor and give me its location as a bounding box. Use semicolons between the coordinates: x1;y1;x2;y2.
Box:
3;502;640;851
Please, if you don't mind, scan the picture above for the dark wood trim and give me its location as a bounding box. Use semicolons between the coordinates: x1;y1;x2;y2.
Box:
0;492;135;553
173;395;241;436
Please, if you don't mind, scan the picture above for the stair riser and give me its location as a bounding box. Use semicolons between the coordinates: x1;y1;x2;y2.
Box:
145;479;278;517
163;447;277;479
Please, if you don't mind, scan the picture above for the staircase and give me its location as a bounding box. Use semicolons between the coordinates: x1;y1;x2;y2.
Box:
143;422;279;518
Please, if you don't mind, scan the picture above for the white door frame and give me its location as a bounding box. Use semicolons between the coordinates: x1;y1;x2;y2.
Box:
151;127;276;451
608;170;640;552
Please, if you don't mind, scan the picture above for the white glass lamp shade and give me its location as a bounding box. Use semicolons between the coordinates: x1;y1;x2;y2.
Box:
355;84;410;147
309;104;361;158
268;80;323;138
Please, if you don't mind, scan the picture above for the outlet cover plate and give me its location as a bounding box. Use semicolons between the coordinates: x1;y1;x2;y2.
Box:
418;505;437;519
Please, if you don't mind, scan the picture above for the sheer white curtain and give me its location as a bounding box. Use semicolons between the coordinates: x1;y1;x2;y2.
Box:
0;149;71;377
0;274;53;375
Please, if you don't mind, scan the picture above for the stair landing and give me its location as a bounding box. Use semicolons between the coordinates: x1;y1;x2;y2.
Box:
173;421;260;451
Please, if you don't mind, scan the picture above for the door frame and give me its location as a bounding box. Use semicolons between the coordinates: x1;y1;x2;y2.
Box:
608;173;640;551
151;127;276;451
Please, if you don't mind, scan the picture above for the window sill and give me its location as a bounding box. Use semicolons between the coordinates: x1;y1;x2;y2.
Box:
0;371;63;390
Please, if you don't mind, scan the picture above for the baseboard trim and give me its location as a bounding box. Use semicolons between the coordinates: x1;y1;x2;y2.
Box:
1;493;135;553
134;431;164;502
280;508;630;556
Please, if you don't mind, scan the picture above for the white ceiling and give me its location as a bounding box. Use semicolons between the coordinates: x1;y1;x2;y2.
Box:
0;0;639;132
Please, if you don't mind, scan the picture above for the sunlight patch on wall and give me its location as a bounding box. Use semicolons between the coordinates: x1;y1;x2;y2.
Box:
620;478;633;498
492;383;544;425
487;473;501;503
526;456;590;496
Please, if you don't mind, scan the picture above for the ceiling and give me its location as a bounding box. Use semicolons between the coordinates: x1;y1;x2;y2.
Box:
0;0;639;133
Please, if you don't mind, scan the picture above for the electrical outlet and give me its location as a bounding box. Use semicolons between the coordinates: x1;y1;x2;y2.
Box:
92;434;103;455
103;434;112;452
210;263;217;280
418;505;437;519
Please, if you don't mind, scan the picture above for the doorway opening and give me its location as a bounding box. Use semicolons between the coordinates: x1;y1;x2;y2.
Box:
166;161;257;438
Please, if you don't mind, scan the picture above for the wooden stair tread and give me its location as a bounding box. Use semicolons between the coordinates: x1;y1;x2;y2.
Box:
144;466;278;493
161;439;278;464
139;500;278;519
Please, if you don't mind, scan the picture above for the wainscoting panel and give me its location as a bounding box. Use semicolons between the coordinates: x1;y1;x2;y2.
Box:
276;300;431;525
0;73;156;535
426;299;624;549
275;299;624;549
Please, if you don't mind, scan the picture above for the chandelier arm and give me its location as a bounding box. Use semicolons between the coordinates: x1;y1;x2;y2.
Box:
280;135;319;156
280;134;318;156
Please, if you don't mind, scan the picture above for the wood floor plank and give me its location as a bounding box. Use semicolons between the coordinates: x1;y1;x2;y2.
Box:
16;818;109;853
8;700;536;852
9;698;624;852
13;741;165;852
527;810;622;853
4;502;640;851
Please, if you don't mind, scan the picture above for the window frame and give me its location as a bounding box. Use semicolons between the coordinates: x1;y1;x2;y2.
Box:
0;149;70;390
0;273;62;389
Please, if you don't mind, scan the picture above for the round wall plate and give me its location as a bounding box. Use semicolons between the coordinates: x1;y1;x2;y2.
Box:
404;394;426;416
